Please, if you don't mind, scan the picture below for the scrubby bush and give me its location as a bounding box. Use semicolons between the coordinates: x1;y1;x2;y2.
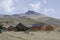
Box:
0;23;3;33
0;24;3;30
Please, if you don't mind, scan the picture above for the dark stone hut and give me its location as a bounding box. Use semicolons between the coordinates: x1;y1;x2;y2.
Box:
15;23;30;31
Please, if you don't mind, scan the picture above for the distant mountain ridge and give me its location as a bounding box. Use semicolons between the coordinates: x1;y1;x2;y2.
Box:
0;10;60;27
0;10;47;19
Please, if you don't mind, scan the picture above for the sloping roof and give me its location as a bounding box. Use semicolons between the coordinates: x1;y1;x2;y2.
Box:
15;22;32;28
22;24;32;27
32;22;46;27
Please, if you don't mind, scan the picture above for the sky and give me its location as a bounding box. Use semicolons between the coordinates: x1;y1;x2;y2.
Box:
0;0;60;19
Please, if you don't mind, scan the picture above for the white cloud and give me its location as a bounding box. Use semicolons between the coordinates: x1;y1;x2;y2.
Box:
0;0;15;13
44;9;48;13
51;9;55;13
29;2;41;12
44;8;55;13
43;0;47;4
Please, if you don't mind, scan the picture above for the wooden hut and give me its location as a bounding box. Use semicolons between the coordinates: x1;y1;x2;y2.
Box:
8;25;15;31
41;25;56;31
30;23;46;30
29;22;56;31
15;23;30;31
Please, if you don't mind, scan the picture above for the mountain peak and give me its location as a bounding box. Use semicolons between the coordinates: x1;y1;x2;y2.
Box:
25;10;41;15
